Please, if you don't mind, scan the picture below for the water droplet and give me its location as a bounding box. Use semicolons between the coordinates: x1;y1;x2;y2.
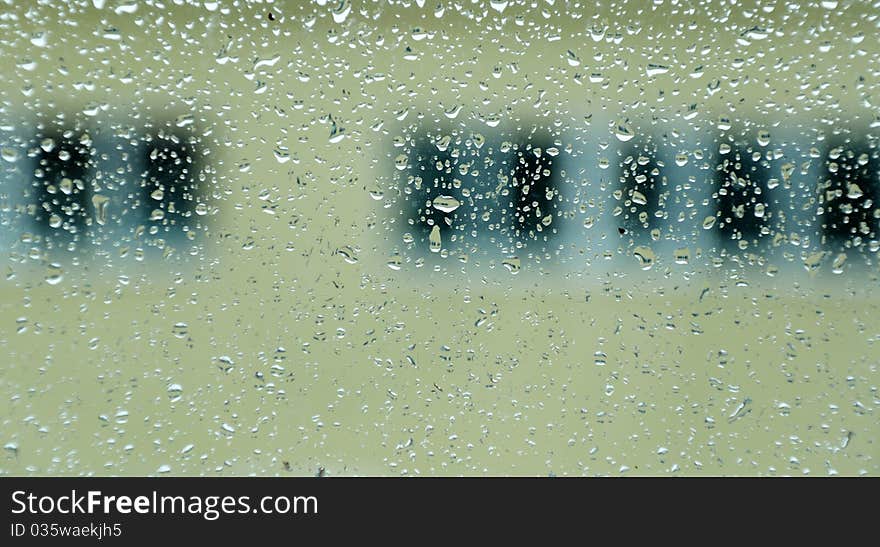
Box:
175;114;194;128
90;194;109;226
387;253;402;271
803;251;825;273
702;215;717;230
337;245;358;264
45;263;63;285
646;63;669;77
633;246;656;270
489;0;508;13
428;225;442;252
831;253;847;274
614;120;634;142
673;247;690;264
502;256;521;274
435;135;452;152
432;195;461;213
1;147;19;162
273;147;290;163
757;130;771;147
329;122;345;143
332;0;351;23
172;322;189;339
444;104;462;119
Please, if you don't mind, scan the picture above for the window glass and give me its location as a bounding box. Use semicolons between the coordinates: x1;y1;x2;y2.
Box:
1;1;876;476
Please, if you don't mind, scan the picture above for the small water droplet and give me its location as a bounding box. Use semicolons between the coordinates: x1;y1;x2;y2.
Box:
172;322;188;339
45;263;63;285
502;256;521;274
646;63;669;77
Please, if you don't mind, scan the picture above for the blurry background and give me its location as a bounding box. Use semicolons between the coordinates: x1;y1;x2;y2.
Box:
0;0;877;475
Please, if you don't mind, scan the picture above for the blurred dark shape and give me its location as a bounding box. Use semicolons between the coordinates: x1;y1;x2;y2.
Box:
714;144;770;248
507;134;563;248
819;137;879;251
617;139;664;242
400;132;492;250
29;129;92;250
138;129;201;242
